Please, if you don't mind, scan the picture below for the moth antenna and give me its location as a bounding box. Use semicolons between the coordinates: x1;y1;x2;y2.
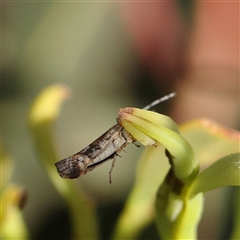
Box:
143;92;176;110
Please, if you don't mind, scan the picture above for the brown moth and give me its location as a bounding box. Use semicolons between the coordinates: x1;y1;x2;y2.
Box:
55;93;175;182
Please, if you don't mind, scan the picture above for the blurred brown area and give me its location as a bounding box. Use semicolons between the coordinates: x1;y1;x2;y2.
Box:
118;1;239;128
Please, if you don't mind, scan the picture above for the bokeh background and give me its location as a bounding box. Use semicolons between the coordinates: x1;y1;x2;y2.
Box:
2;1;239;239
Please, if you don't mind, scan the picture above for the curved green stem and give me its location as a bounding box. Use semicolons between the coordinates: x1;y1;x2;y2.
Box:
118;108;198;183
28;85;98;240
189;153;240;196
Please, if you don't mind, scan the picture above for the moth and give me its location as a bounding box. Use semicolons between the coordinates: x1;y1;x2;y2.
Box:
55;93;175;182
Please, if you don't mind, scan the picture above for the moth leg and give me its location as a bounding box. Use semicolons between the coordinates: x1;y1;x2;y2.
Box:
109;157;117;184
133;141;141;148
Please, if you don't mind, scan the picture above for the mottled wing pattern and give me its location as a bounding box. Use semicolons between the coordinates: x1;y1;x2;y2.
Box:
55;124;134;179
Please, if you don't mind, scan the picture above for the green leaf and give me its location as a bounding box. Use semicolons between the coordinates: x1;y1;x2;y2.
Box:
181;119;239;168
189;153;240;196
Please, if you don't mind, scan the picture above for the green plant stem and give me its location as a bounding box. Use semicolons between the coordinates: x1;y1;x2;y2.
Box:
28;85;98;239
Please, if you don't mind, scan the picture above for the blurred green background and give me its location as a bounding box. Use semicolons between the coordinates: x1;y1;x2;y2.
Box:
2;2;161;239
2;1;239;239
